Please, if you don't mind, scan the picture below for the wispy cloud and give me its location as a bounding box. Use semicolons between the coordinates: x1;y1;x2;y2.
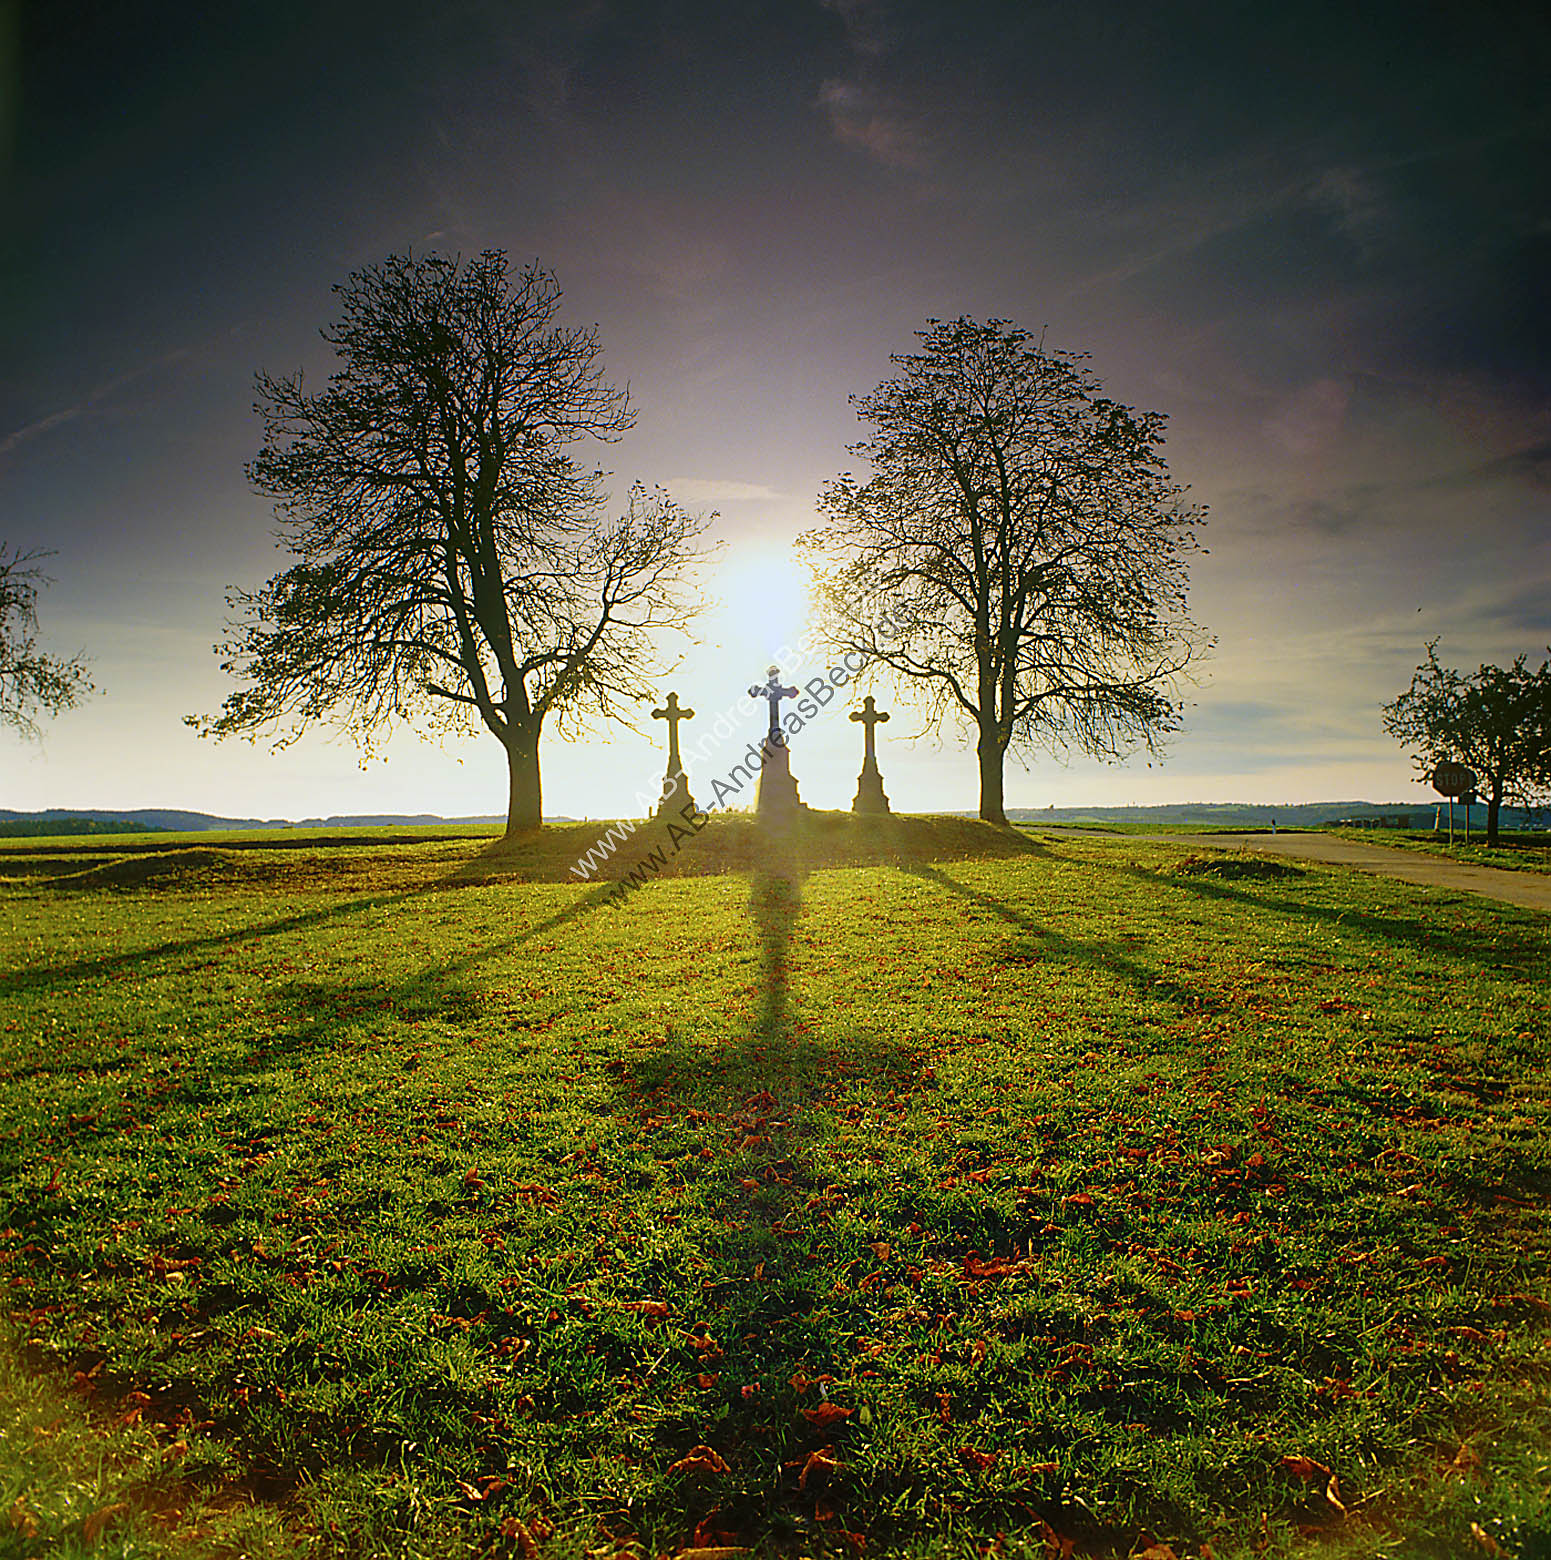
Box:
0;344;194;465
817;78;926;170
815;0;932;171
665;478;779;503
1307;164;1394;263
1264;377;1351;456
0;405;85;461
821;0;893;57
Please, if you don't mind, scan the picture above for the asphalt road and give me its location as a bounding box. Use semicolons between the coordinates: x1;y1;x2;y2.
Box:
1034;828;1551;913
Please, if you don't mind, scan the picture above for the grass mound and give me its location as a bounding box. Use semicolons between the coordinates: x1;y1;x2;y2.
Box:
1173;851;1306;881
457;810;1042;885
51;847;237;889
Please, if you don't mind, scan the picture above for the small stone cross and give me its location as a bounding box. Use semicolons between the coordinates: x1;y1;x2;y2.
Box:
651;691;694;773
850;695;890;765
749;666;799;743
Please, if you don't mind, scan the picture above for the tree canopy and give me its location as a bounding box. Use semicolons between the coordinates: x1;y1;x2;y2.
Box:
0;546;93;740
801;317;1207;824
1382;641;1551;843
191;251;708;833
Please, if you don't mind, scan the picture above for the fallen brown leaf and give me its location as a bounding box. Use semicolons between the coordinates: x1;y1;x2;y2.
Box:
798;1447;842;1489
1279;1454;1330;1481
667;1445;731;1476
1470;1523;1507;1557
499;1517;540;1559
691;1513;740;1547
82;1504;129;1542
800;1403;852;1428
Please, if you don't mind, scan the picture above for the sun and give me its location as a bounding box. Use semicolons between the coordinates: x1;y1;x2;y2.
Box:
711;544;813;666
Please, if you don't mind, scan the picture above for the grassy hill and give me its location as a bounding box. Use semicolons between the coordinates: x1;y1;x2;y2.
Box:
0;816;1546;1559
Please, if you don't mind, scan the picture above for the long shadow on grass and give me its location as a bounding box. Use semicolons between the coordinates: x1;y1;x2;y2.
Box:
1091;855;1549;976
0;834;633;998
0;888;438;996
2;881;623;1087
896;860;1231;1020
587;846;932;1541
200;881;625;1076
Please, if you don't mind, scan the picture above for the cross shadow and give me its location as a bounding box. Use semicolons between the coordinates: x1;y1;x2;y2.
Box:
235;879;625;1071
3;877;624;1084
749;862;805;1045
896;860;1225;1017
0;841;629;999
1086;855;1549;977
589;844;925;1530
0;888;433;997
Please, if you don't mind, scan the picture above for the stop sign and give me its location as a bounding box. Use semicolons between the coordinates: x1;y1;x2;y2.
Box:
1430;761;1477;797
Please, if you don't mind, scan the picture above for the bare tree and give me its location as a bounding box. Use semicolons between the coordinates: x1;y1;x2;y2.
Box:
802;318;1208;824
191;252;709;833
0;546;93;739
1382;641;1551;844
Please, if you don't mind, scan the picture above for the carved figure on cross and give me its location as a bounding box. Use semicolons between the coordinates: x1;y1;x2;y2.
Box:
749;665;798;744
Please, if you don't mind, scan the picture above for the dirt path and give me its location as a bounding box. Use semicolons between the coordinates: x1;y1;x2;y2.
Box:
1035;828;1551;913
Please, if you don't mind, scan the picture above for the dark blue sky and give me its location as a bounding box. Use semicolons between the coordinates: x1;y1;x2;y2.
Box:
2;0;1547;816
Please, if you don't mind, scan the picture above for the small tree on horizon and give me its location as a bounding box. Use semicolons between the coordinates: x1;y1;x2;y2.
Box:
190;251;709;834
0;545;93;740
801;318;1208;825
1381;641;1551;845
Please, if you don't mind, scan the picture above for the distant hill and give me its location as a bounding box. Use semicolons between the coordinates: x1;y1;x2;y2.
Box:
1006;800;1539;830
0;816;178;838
0;808;570;834
1;800;1535;835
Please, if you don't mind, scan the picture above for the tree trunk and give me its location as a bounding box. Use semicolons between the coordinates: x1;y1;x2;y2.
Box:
1487;777;1503;847
977;724;1007;826
504;730;542;836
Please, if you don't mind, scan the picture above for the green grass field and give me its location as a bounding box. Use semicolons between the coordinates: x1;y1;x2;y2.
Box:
1;816;1547;1560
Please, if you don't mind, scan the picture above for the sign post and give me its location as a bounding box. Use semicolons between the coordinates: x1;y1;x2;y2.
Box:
1430;761;1478;847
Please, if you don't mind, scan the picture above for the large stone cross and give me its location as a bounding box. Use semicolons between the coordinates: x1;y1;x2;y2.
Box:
749;666;799;743
850;694;889;765
651;690;694;773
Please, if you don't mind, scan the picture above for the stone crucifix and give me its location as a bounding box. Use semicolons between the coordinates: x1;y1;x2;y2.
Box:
748;665;804;817
850;694;891;814
651;690;696;817
748;666;799;745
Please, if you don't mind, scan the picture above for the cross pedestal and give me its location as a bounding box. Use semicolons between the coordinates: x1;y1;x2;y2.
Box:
748;667;805;819
651;691;696;818
850;695;891;814
755;735;804;817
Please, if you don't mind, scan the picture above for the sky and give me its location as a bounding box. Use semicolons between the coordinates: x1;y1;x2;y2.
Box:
1;0;1547;821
